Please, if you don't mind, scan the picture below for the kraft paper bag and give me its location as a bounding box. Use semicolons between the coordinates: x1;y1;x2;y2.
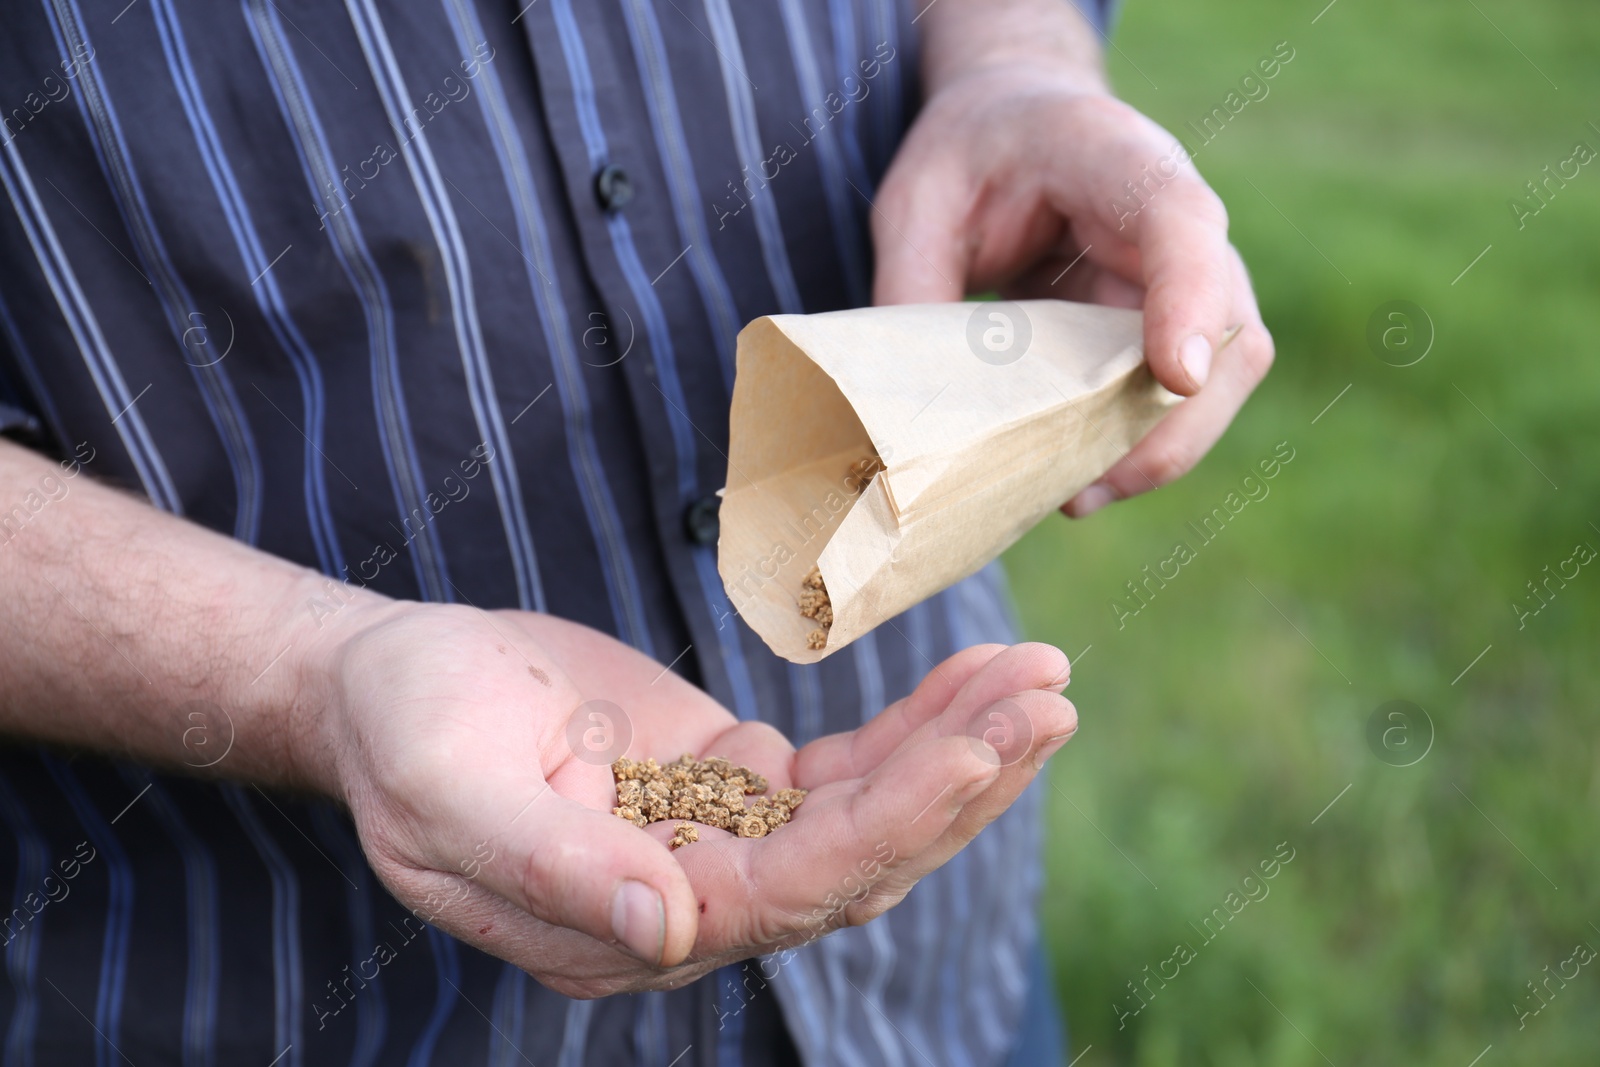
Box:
717;299;1181;664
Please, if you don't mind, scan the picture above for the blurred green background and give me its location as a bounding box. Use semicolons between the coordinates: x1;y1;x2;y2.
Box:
1008;1;1600;1063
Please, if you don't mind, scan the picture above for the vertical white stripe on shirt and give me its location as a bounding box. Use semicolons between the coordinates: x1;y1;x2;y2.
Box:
0;129;179;511
240;0;454;601
346;0;546;611
126;771;222;1067
46;0;265;542
44;755;134;1067
555;998;593;1067
616;0;742;387
775;0;870;305
310;804;388;1067
439;0;658;653
0;769;47;1067
222;786;305;1067
147;0;348;576
699;0;805;315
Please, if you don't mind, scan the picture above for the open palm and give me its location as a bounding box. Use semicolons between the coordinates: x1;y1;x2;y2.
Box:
313;602;1076;997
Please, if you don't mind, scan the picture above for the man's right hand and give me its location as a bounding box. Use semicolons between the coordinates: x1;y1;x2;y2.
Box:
0;437;1075;1000
306;602;1077;998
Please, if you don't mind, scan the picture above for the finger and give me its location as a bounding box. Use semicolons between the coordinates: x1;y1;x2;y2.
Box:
944;688;1078;826
792;643;1008;784
678;731;1003;952
1092;272;1146;309
893;641;1072;759
870;153;970;305
697;720;797;789
1063;215;1145;282
398;732;702;970
686;652;1076;952
995;198;1149;298
378;851;739;998
873;689;1077;898
801;640;1070;794
1002;256;1146;309
1065;250;1273;515
373;866;655;999
458;790;701;968
830;645;1078;901
1126;175;1234;396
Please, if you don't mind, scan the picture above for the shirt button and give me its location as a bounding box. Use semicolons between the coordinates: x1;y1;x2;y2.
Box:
683;495;721;545
594;164;634;213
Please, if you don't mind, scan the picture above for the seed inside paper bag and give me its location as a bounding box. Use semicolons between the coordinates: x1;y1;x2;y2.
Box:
800;566;832;650
798;454;881;650
846;454;884;493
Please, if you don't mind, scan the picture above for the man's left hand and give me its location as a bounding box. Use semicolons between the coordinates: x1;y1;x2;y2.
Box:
872;0;1275;517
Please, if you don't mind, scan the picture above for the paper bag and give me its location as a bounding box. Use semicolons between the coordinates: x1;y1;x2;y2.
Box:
717;299;1179;664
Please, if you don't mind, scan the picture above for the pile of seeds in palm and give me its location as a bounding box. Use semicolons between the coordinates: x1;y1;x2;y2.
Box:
611;753;806;846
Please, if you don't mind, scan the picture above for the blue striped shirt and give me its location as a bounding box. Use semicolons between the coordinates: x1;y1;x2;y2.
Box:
0;1;1104;1063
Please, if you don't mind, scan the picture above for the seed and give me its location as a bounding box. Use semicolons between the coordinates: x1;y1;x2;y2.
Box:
795;451;875;648
800;565;834;650
612;804;647;828
847;454;884;494
669;822;699;850
773;788;806;809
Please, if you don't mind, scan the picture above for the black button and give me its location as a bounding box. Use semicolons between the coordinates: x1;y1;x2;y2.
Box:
683;495;721;545
594;164;634;212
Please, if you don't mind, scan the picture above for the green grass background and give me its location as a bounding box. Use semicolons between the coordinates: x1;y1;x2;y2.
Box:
1009;1;1600;1063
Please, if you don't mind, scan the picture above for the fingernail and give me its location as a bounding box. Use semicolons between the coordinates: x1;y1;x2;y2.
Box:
1179;334;1212;390
1046;664;1072;693
1067;482;1115;518
955;772;999;806
610;880;665;965
1033;731;1077;770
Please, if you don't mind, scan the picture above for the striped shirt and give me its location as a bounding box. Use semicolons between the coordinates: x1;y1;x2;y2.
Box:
0;0;1105;1063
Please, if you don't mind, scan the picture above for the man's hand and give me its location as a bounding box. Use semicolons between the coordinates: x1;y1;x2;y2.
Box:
875;0;1275;516
310;602;1077;998
0;419;1076;1003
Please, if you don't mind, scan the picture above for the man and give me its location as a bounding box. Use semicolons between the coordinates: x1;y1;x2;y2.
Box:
0;0;1271;1062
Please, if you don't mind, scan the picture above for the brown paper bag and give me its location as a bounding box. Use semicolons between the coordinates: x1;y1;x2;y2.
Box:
717;299;1179;664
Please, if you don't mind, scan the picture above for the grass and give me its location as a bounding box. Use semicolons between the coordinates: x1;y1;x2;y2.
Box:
1008;1;1600;1063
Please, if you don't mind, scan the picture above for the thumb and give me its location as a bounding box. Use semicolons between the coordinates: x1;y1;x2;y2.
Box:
1130;178;1235;396
870;160;969;306
472;791;700;967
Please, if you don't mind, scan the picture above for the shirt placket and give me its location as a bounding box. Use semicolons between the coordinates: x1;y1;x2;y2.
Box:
516;2;759;714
